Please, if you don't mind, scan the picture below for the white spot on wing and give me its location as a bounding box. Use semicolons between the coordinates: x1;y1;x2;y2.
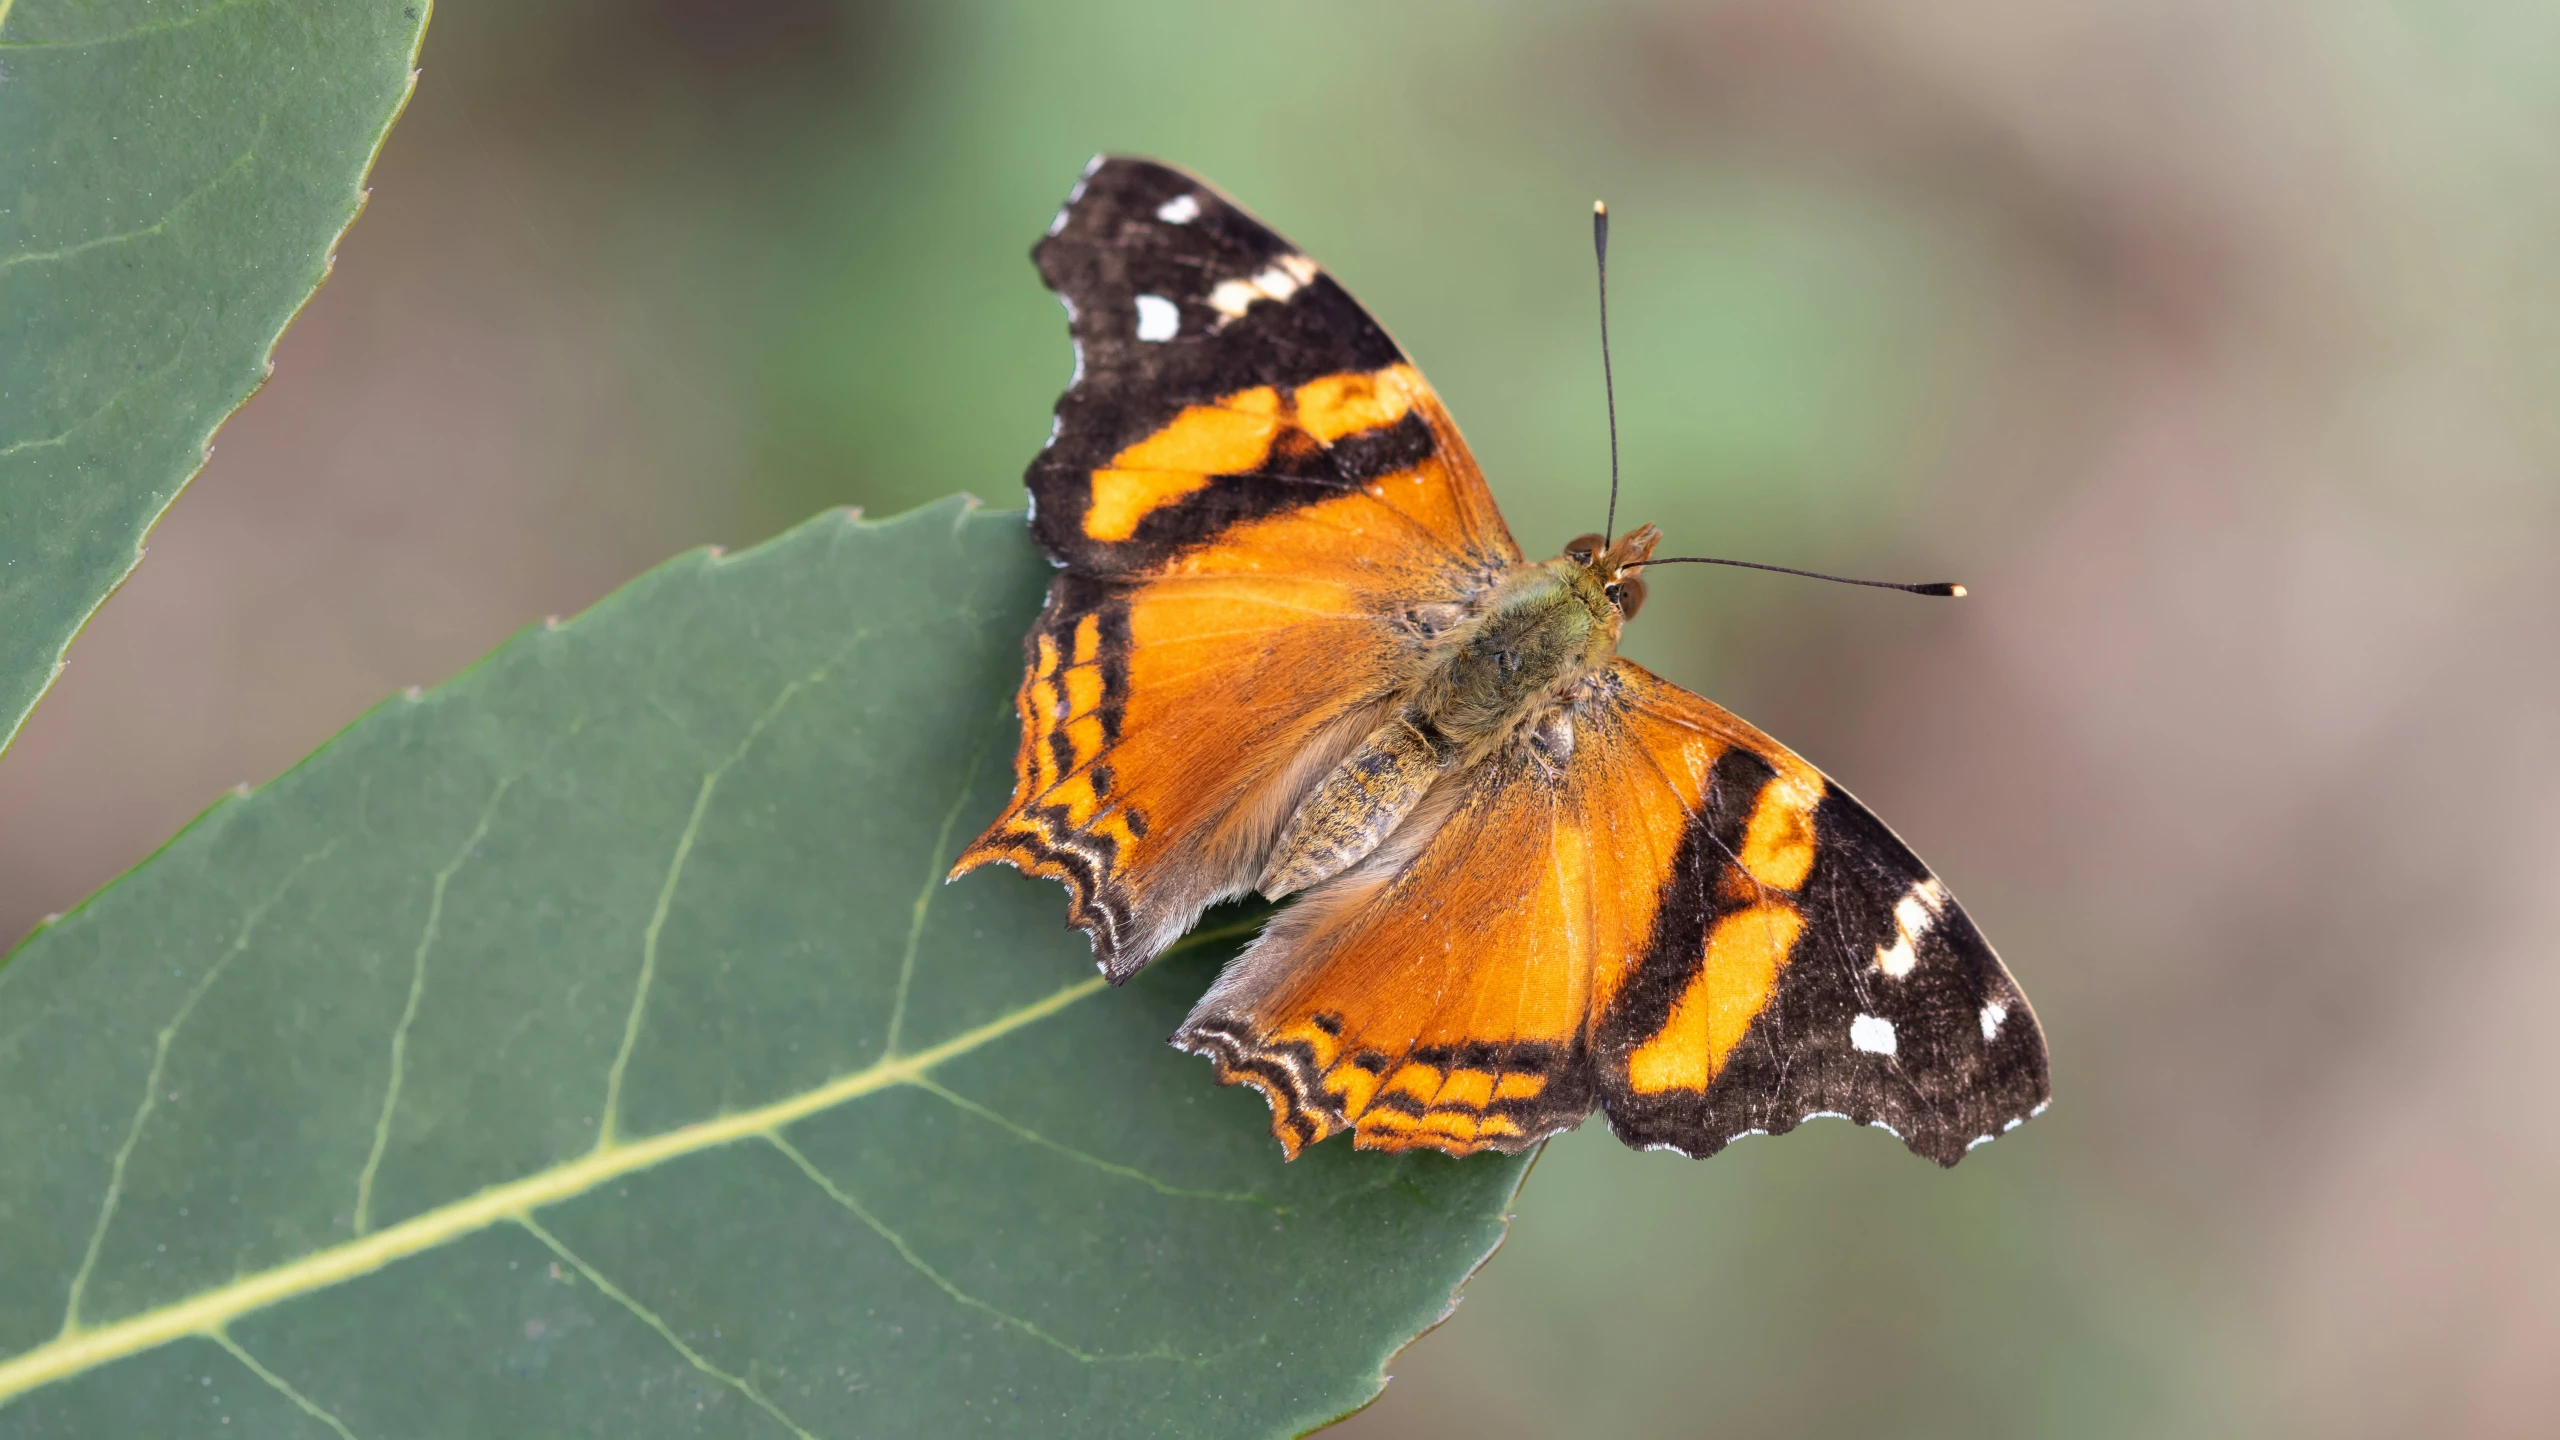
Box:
1155;193;1200;224
1850;1013;1898;1055
1979;1000;2009;1040
1874;876;1948;978
1134;294;1179;342
1207;253;1321;321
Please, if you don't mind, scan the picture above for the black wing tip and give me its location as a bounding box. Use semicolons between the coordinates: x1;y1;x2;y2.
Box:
1047;154;1202;223
1042;155;1279;255
1085;152;1192;182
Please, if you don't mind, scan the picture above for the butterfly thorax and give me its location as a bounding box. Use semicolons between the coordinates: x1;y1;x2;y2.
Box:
1256;526;1660;901
1418;561;1618;755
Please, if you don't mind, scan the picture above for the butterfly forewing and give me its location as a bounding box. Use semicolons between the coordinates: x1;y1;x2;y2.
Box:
1590;667;2049;1164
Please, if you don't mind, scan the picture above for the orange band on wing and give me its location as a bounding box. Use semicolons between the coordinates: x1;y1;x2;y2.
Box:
1736;760;1822;893
1624;901;1806;1094
1085;387;1284;541
1292;364;1421;442
1079;367;1439;543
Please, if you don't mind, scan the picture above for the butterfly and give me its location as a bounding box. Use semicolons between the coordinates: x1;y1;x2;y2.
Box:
950;156;2049;1165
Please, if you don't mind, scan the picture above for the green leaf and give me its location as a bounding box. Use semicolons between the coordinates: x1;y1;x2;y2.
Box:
0;499;1532;1437
0;0;429;760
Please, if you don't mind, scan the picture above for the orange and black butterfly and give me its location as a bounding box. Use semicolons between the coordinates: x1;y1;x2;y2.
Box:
951;156;2049;1165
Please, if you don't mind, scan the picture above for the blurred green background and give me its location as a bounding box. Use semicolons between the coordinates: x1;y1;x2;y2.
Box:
4;1;2555;1435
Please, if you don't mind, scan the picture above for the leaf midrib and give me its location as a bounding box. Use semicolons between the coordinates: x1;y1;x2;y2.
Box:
0;973;1107;1403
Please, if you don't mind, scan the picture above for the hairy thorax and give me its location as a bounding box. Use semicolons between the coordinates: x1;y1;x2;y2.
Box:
1257;526;1658;900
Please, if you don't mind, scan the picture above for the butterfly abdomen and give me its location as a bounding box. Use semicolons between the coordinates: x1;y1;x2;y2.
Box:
1258;714;1448;900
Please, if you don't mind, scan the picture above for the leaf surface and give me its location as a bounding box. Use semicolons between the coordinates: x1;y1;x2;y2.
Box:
0;0;428;758
0;499;1532;1437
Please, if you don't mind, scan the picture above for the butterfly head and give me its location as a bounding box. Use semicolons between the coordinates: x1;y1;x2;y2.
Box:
1561;522;1661;625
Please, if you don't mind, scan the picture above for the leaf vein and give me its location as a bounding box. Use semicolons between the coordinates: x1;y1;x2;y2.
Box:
211;1330;360;1440
598;649;856;1148
0;975;1104;1404
0;146;257;276
516;1216;819;1440
0;355;183;462
354;779;511;1235
766;1134;1207;1367
0;0;264;51
882;739;990;1059
910;1077;1285;1213
59;843;334;1335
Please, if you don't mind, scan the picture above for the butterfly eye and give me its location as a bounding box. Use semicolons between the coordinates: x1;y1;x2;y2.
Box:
1607;577;1647;619
1563;532;1607;565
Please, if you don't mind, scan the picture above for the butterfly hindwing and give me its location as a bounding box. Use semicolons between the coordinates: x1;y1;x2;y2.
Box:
953;156;1519;977
1172;669;1698;1157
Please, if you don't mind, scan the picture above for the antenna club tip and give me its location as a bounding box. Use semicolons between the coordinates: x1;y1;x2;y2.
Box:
1594;199;1607;215
1921;582;1966;598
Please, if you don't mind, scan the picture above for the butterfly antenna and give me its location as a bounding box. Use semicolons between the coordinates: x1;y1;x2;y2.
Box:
1595;200;1621;550
1639;555;1966;598
1593;201;1957;601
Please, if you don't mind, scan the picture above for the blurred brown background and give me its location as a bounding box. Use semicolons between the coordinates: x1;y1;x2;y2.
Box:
4;2;2554;1435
